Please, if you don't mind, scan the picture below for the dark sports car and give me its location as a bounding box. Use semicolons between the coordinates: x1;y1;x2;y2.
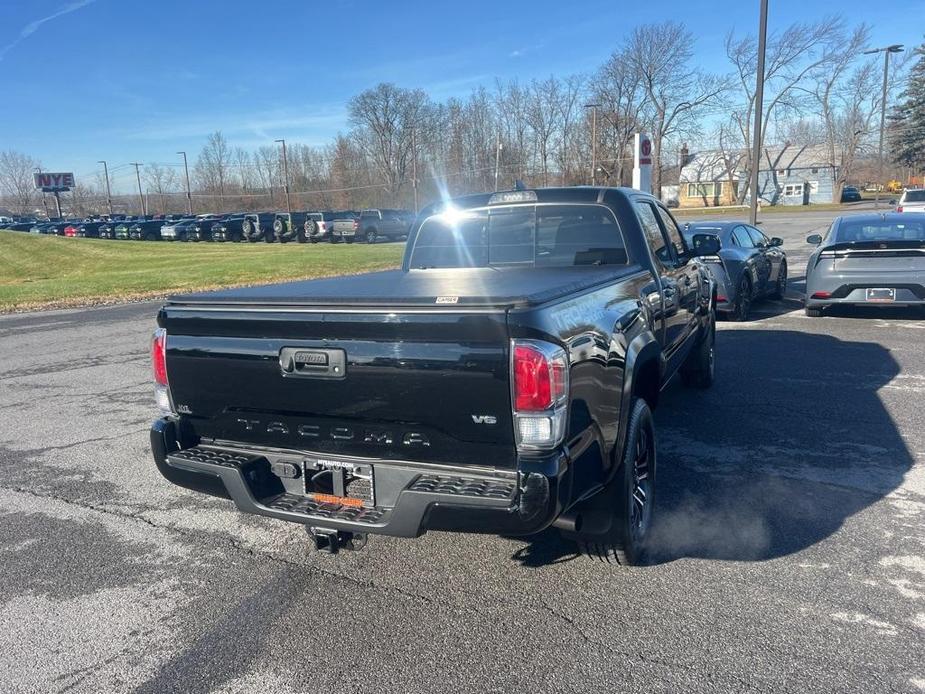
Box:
805;213;925;316
683;221;788;320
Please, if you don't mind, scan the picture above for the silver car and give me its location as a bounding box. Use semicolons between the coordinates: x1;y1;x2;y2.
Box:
804;213;925;317
683;222;788;321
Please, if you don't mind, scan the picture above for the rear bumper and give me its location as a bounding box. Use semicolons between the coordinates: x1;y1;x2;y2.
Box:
150;417;568;538
806;278;925;308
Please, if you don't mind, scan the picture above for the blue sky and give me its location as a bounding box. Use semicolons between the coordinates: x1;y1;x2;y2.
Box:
0;0;919;192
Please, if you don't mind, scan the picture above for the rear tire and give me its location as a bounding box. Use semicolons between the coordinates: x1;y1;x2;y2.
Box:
365;228;377;244
569;398;656;566
731;275;751;322
681;316;715;389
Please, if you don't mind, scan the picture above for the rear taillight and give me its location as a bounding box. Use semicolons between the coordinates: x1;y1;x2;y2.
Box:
352;219;359;230
151;328;174;415
716;294;728;303
897;206;903;213
319;221;327;231
511;340;568;450
811;291;832;299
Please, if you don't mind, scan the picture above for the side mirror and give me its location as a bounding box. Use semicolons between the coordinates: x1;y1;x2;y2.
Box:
806;234;822;245
770;237;783;247
690;233;721;257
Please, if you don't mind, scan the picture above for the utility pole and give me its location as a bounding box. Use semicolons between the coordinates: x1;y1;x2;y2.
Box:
411;128;419;213
864;44;904;209
177;151;193;215
130;163;147;216
494;133;503;191
748;0;768;226
98;160;113;216
275;139;292;215
584;103;600;186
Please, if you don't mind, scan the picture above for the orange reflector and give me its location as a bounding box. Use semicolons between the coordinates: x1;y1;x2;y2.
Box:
310;493;364;508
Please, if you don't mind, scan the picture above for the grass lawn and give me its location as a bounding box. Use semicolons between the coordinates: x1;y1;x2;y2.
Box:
0;231;404;312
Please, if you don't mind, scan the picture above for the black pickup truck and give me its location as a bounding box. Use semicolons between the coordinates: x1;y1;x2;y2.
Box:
150;187;718;562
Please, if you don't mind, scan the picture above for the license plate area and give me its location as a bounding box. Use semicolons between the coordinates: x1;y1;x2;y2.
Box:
866;288;895;302
304;456;375;507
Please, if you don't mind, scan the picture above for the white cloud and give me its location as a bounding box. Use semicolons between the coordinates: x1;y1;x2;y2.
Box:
0;0;97;62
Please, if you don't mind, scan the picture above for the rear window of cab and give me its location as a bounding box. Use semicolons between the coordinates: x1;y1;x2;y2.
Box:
409;204;629;269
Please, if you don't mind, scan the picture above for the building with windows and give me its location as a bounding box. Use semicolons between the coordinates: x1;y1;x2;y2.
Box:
676;144;837;207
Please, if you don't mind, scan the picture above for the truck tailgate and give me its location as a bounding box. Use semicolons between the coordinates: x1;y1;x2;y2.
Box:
160;306;517;469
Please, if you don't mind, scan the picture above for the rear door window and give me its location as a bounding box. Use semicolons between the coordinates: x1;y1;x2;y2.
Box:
635;201;673;265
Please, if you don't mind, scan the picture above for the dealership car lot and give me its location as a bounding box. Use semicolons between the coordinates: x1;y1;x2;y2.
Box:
0;210;923;693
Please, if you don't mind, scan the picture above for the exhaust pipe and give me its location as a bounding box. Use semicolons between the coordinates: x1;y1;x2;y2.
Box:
552;512;583;533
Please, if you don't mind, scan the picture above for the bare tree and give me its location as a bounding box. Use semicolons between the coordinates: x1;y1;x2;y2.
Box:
194;131;231;211
591;48;647;184
144;162;177;214
254;145;279;207
726;17;843;203
0;149;40;214
627;21;728;197
349;83;434;203
525;77;563;186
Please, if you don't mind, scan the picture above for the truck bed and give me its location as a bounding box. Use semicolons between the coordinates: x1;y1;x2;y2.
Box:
167;266;642;309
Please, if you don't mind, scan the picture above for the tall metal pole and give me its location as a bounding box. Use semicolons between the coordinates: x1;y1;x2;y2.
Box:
275;139;291;215
177;151;193;215
584;104;600;186
749;0;769;226
411;128;419;213
98;160;113;216
130;163;147;216
864;44;904;209
494;132;503;191
35;167;50;218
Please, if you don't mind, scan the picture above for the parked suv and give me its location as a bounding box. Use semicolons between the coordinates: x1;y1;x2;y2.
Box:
130;219;168;241
211;214;247;242
241;212;275;242
359;208;414;243
273;211;311;243
303;211;337;243
161;218;199;241
190;214;224;241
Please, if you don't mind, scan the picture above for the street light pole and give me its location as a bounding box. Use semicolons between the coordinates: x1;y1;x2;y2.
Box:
864;44;904;209
98;160;113;216
584;103;600;186
130;162;147;216
411;128;419;213
275;139;292;215
748;0;769;226
177;151;193;215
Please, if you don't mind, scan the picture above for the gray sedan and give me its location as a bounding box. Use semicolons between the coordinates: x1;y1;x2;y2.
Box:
683;222;788;320
805;213;925;316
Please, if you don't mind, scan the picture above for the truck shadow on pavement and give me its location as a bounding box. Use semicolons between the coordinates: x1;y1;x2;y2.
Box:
513;328;913;567
646;328;912;564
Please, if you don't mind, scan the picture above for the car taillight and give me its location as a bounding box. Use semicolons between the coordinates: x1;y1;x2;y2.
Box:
811;291;832;299
151;328;174;415
319;221;327;230
511;340;568;450
352;219;359;230
897;206;903;213
716;294;728;303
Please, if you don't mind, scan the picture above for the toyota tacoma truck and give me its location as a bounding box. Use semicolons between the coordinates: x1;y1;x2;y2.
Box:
150;187;718;562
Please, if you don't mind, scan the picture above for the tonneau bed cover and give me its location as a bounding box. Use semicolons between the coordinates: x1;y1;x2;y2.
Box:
167;266;642;309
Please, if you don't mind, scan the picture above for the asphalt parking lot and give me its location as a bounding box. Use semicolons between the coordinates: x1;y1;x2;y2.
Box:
1;208;923;693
